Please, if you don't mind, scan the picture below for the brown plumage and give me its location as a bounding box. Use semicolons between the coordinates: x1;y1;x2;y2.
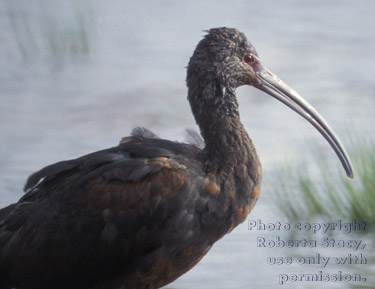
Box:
0;27;353;289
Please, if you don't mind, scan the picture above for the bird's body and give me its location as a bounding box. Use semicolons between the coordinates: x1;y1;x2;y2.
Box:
0;131;260;289
0;27;352;289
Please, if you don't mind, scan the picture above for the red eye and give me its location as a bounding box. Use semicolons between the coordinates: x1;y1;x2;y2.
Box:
244;54;255;64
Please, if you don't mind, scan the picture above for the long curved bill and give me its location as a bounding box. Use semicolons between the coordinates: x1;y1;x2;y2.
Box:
256;67;354;178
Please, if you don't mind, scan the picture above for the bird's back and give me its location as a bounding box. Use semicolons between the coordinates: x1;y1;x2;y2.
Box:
0;134;225;289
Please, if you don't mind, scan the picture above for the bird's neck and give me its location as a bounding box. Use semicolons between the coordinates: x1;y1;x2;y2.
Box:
188;81;262;183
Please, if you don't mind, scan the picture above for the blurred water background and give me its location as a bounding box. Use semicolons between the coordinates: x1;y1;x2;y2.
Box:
0;0;374;288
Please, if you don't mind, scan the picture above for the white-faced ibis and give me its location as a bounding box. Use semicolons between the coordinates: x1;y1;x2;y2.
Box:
0;27;353;289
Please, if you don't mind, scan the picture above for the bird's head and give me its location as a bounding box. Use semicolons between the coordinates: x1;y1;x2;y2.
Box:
187;27;260;89
187;27;354;179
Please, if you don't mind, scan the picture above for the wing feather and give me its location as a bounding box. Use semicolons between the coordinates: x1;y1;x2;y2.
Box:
0;138;206;288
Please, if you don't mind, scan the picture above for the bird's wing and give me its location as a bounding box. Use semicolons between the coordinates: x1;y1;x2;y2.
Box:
0;138;210;288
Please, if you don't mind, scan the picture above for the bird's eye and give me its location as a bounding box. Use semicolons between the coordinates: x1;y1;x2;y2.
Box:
244;54;255;64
